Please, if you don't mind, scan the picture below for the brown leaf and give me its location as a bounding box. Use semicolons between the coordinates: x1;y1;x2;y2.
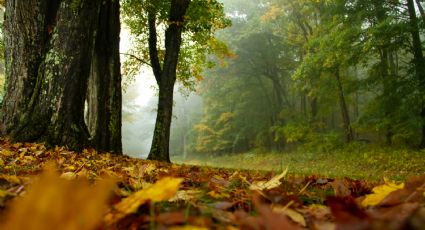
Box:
326;196;371;230
235;195;302;230
331;179;352;197
379;176;425;206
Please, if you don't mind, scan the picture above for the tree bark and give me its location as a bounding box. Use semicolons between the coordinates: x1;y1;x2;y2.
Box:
87;0;122;154
407;0;425;147
147;0;191;162
2;0;101;150
335;67;353;142
1;0;53;134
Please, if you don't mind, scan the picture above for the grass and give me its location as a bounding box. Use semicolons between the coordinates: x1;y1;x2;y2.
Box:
172;143;425;181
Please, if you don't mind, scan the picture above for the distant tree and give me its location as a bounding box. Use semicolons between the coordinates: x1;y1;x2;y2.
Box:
406;0;425;147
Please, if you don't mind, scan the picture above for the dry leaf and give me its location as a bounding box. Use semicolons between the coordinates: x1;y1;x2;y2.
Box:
104;177;183;225
1;149;13;156
361;179;404;207
169;189;201;202
0;162;114;230
169;226;209;230
273;205;307;227
249;168;288;190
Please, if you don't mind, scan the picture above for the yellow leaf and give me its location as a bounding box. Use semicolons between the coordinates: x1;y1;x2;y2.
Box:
0;189;13;198
361;179;404;207
272;206;306;227
169;226;209;230
0;175;22;184
104;177;183;225
60;172;77;180
0;157;4;166
0;162;115;230
1;149;13;156
250;168;288;190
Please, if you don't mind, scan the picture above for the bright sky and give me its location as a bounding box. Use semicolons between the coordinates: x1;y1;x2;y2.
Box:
120;27;157;107
120;27;157;158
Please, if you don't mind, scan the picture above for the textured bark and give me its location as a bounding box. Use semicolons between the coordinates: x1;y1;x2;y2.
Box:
148;0;191;162
407;0;425;147
2;0;101;150
1;0;53;134
87;0;122;154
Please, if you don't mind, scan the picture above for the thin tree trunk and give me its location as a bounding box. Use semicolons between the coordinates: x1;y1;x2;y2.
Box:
414;0;425;25
87;0;122;154
148;0;191;162
335;67;353;142
310;97;318;121
407;0;425;147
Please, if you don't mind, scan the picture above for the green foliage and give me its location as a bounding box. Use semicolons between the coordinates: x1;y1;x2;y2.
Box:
121;0;232;88
171;0;425;157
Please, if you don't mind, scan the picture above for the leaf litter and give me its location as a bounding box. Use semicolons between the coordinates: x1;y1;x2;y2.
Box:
0;138;425;229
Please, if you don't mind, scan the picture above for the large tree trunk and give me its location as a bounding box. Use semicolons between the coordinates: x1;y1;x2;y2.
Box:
407;0;425;147
87;0;122;154
2;0;101;150
147;0;190;162
1;0;53;134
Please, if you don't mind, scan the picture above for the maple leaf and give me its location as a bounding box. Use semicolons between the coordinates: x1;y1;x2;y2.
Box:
361;179;404;207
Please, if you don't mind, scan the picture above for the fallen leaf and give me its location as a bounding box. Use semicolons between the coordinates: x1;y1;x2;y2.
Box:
331;179;352;197
0;162;114;230
104;177;183;226
169;189;201;202
249;168;288;190
361;179;404;207
0;149;13;157
60;172;77;180
0;175;22;184
235;194;302;230
157;212;186;226
326;196;371;230
273;205;306;227
169;226;209;230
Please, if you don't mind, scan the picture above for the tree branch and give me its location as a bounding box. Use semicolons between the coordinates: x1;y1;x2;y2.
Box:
148;11;163;84
120;52;152;67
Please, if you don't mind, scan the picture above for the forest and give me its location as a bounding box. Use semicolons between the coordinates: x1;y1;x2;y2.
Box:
1;0;425;229
167;0;425;157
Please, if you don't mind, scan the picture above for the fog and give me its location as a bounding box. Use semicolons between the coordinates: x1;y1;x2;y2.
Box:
120;63;202;159
121;69;157;158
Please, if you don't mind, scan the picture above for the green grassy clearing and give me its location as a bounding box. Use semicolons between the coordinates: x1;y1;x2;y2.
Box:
173;144;425;181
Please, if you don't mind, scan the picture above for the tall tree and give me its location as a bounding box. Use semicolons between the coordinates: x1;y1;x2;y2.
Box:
147;0;191;162
406;0;425;147
86;0;122;154
122;0;230;162
1;0;122;151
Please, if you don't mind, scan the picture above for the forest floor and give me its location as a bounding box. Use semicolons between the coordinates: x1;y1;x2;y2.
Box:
174;145;425;181
1;138;425;230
